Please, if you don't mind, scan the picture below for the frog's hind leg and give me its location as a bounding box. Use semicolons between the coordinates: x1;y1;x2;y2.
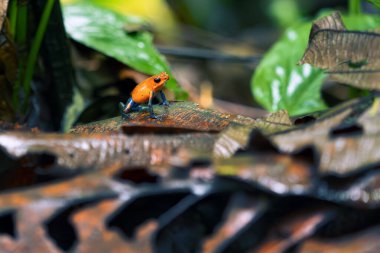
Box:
119;98;141;119
119;102;129;119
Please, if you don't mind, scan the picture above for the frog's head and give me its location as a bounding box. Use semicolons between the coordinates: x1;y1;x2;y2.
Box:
152;72;170;92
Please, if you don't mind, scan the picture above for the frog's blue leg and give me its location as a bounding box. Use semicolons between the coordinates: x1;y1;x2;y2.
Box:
160;90;170;106
119;98;142;119
148;91;157;119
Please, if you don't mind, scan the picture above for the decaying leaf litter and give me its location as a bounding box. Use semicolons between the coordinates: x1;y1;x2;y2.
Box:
300;11;380;89
2;10;380;253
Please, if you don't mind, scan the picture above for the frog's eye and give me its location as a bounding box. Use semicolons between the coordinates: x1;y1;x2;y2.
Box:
154;77;161;83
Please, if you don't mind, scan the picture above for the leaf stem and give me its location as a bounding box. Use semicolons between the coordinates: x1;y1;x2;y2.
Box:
22;0;56;110
9;0;18;36
12;1;28;111
9;0;19;109
349;0;362;15
15;2;27;45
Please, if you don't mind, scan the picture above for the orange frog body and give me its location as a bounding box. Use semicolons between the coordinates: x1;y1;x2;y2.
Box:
119;72;170;119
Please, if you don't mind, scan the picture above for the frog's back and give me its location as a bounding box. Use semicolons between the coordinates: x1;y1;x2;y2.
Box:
131;79;153;104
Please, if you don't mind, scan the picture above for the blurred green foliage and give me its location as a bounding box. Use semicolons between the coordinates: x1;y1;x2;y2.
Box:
267;0;301;28
367;0;380;9
168;0;347;36
61;0;179;39
62;2;187;99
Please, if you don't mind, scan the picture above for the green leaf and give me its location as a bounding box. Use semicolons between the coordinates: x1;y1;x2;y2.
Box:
343;13;380;30
252;13;380;116
366;0;380;10
252;23;327;116
62;2;187;99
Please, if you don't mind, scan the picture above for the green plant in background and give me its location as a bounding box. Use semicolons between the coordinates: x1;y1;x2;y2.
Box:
252;0;380;116
251;23;327;116
8;0;28;112
62;2;186;99
5;0;82;131
24;0;55;110
350;0;362;14
8;0;57;112
60;0;178;38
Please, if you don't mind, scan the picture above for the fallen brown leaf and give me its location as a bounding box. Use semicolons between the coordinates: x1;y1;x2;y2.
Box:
300;11;380;90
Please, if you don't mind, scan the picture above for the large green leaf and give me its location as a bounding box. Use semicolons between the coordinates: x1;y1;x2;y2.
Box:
252;23;327;116
252;13;380;116
62;2;186;99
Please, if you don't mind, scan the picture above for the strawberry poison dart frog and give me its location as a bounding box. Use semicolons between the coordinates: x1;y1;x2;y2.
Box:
119;72;170;119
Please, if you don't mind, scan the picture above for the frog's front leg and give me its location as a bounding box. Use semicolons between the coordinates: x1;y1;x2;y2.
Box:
159;90;170;106
148;91;158;119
